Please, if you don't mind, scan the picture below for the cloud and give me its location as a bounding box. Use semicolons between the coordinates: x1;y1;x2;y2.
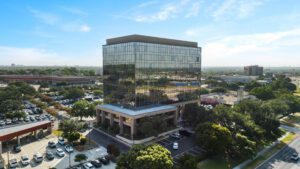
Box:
185;1;201;18
123;0;200;23
28;7;59;25
212;0;265;20
28;7;91;33
0;46;100;66
202;28;300;66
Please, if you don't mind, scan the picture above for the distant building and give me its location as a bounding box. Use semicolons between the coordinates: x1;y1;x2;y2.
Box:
244;65;263;76
96;34;201;143
218;75;257;84
0;75;96;86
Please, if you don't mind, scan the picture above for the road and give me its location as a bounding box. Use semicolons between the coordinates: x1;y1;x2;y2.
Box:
257;125;300;169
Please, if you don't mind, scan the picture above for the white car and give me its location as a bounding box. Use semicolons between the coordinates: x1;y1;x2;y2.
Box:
33;153;43;163
173;142;179;150
58;137;65;145
83;162;95;169
56;148;65;157
21;155;30;166
170;132;180;139
65;145;74;153
9;159;18;168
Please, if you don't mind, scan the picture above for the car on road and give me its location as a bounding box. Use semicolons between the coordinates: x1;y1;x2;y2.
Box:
65;144;74;153
21;155;30;166
173;142;179;150
13;145;21;153
99;156;110;165
33;152;43;163
291;152;299;161
48;141;56;148
56;148;65;157
170;132;181;139
91;159;102;168
46;150;55;160
0;120;5;126
58;137;65;145
9;159;18;168
83;162;95;169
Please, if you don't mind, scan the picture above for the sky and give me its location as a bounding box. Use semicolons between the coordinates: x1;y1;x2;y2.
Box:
0;0;300;67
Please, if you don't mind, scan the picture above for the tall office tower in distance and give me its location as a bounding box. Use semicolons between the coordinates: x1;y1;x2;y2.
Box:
97;35;201;142
244;65;263;76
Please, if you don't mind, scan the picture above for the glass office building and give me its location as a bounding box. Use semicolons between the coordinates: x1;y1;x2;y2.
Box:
103;35;201;109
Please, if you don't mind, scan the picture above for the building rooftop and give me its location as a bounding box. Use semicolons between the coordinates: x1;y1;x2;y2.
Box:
106;34;198;48
0;121;51;141
98;104;177;117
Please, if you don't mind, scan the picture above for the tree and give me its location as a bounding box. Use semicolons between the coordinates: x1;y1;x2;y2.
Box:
67;132;81;143
211;87;227;93
59;119;82;142
116;144;173;169
107;144;120;157
71;100;95;121
138;115;168;138
64;87;84;99
195;122;233;156
176;154;198;169
250;86;275;100
74;154;87;163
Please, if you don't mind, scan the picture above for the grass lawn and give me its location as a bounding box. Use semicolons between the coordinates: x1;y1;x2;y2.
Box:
197;156;239;169
52;129;63;137
244;132;297;169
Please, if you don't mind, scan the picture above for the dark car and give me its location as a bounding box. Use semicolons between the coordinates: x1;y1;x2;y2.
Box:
13;145;21;153
48;141;56;148
35;116;41;121
98;156;110;165
291;152;299;161
91;159;102;168
46;150;55;160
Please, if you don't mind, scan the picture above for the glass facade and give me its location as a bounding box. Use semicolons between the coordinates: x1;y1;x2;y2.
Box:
103;41;201;109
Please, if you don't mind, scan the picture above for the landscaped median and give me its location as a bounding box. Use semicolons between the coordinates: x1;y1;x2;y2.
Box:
243;132;297;169
280;113;300;127
196;132;297;169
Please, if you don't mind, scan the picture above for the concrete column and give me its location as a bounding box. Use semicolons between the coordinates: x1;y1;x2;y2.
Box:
0;141;2;154
47;125;52;133
17;136;21;145
34;130;38;139
131;118;136;138
174;110;178;126
119;116;124;135
101;110;105;124
109;113;114;126
96;109;100;123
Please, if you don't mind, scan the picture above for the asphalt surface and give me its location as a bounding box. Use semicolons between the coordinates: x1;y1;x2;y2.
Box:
87;129;130;152
257;125;300;169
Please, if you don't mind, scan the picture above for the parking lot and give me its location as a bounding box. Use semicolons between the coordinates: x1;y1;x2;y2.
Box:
1;134;116;169
156;133;205;164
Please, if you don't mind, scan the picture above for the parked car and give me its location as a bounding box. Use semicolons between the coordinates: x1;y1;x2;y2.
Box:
99;156;110;165
46;150;55;160
173;142;179;150
58;137;65;145
29;116;35;122
12;117;18;123
35;115;41;121
48;141;56;148
18;117;24;122
65;144;74;153
24;117;30;122
83;162;95;169
21;155;30;166
13;145;21;153
56;148;65;157
0;120;5;126
170;132;181;139
33;153;43;163
91;160;102;168
5;119;12;125
291;152;299;161
9;159;18;168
